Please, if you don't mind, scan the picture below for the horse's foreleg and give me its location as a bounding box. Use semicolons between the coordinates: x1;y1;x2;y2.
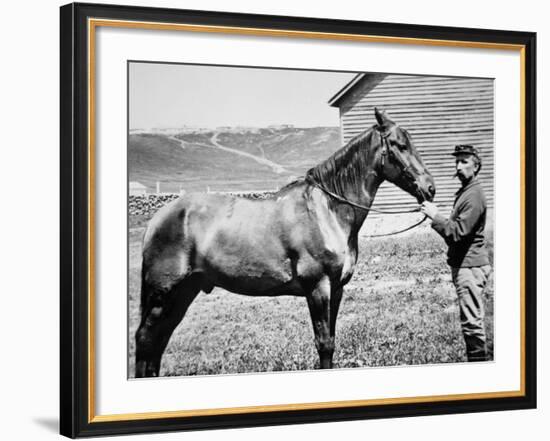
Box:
330;286;343;337
306;277;338;369
135;276;200;378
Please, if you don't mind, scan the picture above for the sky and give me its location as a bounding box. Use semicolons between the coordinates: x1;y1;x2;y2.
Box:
129;62;356;129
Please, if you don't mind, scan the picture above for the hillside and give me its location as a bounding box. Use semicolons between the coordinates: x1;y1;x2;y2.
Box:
129;126;340;193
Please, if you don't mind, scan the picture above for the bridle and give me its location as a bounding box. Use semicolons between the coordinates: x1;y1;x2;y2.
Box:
306;127;428;237
379;129;419;189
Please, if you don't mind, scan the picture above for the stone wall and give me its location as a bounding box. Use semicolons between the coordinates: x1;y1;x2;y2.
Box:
129;191;276;217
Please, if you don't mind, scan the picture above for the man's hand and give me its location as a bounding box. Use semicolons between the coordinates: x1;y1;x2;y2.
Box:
420;201;439;219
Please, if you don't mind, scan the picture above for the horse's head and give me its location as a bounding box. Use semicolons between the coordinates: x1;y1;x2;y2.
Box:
372;108;435;202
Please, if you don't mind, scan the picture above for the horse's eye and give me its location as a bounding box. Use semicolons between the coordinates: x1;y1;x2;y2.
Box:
393;141;408;151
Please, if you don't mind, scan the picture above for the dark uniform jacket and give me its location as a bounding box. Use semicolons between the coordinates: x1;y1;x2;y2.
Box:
431;178;490;268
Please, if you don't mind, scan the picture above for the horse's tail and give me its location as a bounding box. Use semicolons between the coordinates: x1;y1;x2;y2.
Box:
139;197;190;318
139;262;150;318
139;218;156;318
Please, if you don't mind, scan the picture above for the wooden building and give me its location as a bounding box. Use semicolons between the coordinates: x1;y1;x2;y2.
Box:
328;73;494;217
129;181;147;196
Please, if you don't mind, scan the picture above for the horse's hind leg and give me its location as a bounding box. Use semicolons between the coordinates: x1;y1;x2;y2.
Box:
306;278;343;369
135;273;200;378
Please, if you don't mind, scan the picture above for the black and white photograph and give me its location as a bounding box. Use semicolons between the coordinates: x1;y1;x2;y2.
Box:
128;62;495;378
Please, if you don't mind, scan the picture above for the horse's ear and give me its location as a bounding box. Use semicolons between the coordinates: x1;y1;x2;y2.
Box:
374;107;392;127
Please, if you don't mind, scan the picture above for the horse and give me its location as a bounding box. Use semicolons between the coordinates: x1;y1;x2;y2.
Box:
134;108;435;377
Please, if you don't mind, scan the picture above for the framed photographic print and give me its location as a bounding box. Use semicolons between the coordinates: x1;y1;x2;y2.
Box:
60;2;537;438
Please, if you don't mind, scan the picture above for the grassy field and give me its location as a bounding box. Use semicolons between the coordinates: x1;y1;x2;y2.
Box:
128;226;494;377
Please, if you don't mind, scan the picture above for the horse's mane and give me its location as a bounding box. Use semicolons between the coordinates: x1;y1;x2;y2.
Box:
305;126;378;196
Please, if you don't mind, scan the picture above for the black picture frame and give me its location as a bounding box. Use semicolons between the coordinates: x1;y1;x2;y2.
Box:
60;2;537;438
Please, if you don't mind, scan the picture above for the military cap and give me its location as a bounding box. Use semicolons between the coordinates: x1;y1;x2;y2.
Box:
451;144;480;158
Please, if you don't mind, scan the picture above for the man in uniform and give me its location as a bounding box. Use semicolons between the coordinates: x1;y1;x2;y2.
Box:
420;145;492;362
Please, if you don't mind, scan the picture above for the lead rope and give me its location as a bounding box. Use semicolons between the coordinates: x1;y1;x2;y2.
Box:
304;130;430;237
307;177;421;214
305;174;428;238
364;214;427;238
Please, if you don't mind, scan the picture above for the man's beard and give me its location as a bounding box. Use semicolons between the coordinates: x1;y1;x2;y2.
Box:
454;170;464;180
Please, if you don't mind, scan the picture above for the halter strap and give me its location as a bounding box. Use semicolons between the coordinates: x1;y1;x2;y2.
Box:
379;129;417;185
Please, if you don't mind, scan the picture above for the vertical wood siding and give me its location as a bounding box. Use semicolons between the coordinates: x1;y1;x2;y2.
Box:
336;74;494;217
